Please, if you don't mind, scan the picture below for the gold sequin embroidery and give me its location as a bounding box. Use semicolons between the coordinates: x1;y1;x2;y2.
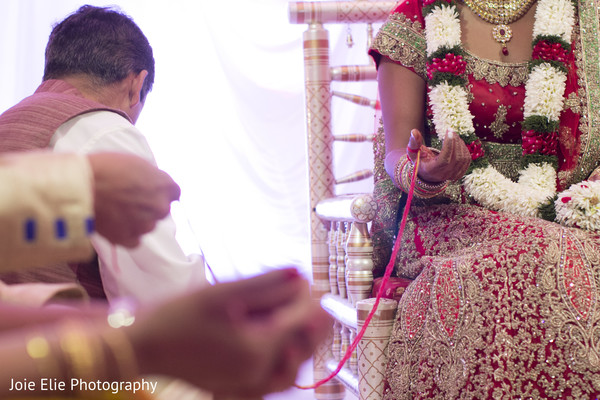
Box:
370;12;427;79
384;204;600;399
565;90;584;114
465;51;529;87
489;104;509;139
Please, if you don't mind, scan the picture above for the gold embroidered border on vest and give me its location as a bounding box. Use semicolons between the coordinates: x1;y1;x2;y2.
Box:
465;51;529;87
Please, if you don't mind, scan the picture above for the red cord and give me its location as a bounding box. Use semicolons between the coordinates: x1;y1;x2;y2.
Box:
296;150;420;390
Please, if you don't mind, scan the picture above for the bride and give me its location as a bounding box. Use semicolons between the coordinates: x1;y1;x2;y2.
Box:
369;0;600;397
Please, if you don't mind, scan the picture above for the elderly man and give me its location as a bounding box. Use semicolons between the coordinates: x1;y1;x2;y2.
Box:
0;5;205;303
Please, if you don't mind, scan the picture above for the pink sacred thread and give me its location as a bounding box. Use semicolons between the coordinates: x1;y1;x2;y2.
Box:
295;149;421;390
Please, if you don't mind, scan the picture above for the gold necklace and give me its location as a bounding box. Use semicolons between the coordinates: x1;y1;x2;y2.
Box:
462;0;537;55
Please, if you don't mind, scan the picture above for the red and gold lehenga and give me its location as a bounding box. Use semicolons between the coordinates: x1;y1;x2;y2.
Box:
369;0;600;397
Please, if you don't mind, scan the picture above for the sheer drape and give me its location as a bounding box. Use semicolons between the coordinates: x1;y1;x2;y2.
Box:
0;0;377;281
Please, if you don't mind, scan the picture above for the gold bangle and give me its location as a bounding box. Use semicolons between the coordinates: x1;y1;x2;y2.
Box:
414;176;448;199
59;320;105;384
394;156;448;198
393;157;412;193
26;333;62;378
101;328;139;381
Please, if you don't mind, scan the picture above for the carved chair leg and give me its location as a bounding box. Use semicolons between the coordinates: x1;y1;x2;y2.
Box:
356;298;398;400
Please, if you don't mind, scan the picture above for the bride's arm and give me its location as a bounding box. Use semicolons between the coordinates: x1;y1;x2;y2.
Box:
378;57;471;186
378;57;427;181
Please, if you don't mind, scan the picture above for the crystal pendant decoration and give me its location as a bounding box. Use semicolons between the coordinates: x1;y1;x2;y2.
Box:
492;24;513;55
346;24;354;48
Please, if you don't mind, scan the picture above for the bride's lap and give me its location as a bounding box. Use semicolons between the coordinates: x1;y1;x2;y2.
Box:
384;204;600;399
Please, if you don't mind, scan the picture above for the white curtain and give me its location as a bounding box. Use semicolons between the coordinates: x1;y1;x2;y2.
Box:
0;0;379;281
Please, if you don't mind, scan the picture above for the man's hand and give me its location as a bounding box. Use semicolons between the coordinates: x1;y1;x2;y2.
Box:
131;268;332;397
88;153;180;247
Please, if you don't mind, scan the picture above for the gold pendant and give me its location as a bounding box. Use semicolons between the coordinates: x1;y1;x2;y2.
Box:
492;24;513;55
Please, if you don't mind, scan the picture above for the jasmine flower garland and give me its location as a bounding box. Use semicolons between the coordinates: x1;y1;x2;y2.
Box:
428;82;474;138
423;0;600;230
555;181;600;230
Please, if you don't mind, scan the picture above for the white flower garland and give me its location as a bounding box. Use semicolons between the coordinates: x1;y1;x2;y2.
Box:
462;162;556;217
533;0;576;41
425;4;462;56
523;63;568;121
555;181;600;230
423;0;600;230
428;82;474;140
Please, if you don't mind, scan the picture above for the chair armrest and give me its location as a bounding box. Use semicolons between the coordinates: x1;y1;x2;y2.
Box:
321;293;357;329
315;193;377;223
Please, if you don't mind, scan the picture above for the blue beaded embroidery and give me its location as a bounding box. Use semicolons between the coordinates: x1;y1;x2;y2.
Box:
55;218;67;239
24;218;36;242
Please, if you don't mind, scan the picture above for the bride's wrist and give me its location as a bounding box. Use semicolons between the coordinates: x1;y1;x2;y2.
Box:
394;157;448;198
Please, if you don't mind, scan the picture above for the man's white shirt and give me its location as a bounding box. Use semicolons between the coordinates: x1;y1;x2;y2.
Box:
51;111;207;304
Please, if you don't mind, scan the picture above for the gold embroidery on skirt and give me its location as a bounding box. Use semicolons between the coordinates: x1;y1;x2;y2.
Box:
384;205;600;399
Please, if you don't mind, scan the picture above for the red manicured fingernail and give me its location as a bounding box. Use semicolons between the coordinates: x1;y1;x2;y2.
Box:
283;268;300;280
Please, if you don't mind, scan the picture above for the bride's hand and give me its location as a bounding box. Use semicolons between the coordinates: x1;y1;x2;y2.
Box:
407;129;471;182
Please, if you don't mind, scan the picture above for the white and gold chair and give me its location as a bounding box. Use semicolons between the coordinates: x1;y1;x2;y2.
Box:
289;2;401;400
